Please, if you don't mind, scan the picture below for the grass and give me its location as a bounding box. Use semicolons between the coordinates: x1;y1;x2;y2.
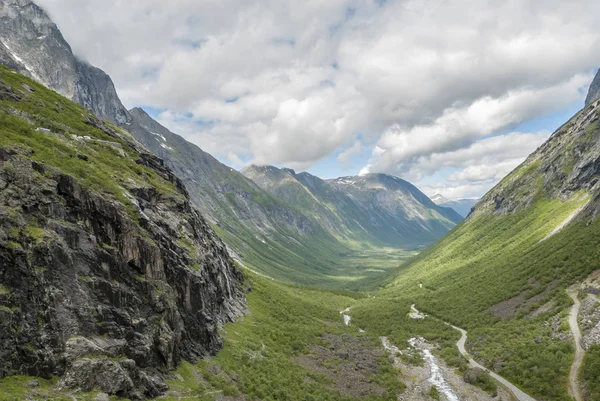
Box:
0;64;183;224
582;345;600;401
348;193;598;400
0;375;125;401
161;271;405;401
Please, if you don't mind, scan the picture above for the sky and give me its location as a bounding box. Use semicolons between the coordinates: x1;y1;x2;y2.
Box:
36;0;600;200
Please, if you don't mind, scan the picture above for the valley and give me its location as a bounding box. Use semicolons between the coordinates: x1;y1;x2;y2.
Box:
1;1;600;401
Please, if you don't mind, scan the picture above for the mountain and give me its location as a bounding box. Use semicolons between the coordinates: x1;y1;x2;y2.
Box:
350;86;600;400
0;0;130;124
585;68;600;106
430;194;449;204
242;166;462;247
0;0;462;288
0;64;244;398
430;194;479;217
125;107;355;287
0;0;350;286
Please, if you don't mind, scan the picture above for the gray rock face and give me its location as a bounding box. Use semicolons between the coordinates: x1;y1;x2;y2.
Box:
0;113;245;398
0;0;130;124
586;68;600;106
475;98;600;217
580;295;600;350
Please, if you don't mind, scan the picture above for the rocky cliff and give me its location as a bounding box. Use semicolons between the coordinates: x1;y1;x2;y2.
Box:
586;68;600;106
0;0;130;124
475;97;600;219
0;64;245;399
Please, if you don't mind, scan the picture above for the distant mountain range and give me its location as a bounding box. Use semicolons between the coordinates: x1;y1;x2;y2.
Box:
430;194;479;217
0;0;462;286
242;166;461;247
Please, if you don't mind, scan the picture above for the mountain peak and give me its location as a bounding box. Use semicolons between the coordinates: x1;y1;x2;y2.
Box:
0;1;130;124
585;68;600;106
430;194;450;204
1;0;34;7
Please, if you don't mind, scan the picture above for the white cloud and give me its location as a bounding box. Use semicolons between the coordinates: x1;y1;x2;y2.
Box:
34;0;600;197
337;140;362;164
361;74;590;178
415;131;551;199
421;181;497;201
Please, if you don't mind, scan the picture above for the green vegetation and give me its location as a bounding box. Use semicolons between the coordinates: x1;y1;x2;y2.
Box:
162;272;405;401
582;345;600;401
348;193;598;400
427;386;440;400
0;375;124;401
23;225;46;244
0;64;182;224
212;222;416;291
463;368;497;396
0;285;9;296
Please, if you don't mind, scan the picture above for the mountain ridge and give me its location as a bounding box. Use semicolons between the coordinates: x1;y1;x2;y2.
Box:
0;0;130;124
242;164;462;248
430;194;479;217
585;68;600;106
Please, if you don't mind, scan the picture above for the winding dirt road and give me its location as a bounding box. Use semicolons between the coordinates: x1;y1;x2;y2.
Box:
567;290;584;401
413;306;536;401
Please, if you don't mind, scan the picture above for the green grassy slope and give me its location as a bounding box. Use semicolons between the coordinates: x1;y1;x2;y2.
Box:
162;272;404;401
0;65;181;209
349;99;600;400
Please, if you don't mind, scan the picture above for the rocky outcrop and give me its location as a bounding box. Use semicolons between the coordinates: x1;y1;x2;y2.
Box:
0;0;130;124
586;68;600;106
475;98;600;217
580;295;600;350
0;110;245;399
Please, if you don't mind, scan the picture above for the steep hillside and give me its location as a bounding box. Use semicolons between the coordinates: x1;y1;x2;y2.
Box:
0;64;245;398
242;165;462;247
350;96;600;400
0;0;129;124
126;108;365;288
0;0;355;288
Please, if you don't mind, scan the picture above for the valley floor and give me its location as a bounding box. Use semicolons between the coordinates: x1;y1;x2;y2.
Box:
3;198;600;401
2;264;600;401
